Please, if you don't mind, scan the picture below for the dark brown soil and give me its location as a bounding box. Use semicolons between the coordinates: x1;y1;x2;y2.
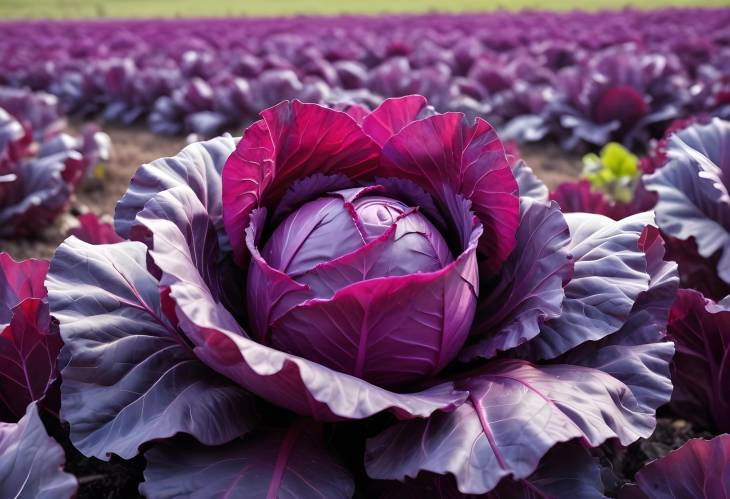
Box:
518;142;583;190
40;408;145;499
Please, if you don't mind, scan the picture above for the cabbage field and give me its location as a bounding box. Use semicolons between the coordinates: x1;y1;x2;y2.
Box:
1;6;729;499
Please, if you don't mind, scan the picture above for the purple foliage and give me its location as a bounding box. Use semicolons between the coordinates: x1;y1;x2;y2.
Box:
0;253;61;423
549;117;730;299
47;237;259;460
0;94;111;237
551;47;688;149
0;8;728;496
644;118;730;287
620;434;730;499
667;288;730;432
380;441;605;498
0;9;728;145
141;422;354;498
44;96;676;496
68;212;123;245
0;403;77;499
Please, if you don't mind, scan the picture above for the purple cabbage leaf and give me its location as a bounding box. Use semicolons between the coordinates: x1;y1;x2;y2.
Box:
619;434;730;499
0;402;77;499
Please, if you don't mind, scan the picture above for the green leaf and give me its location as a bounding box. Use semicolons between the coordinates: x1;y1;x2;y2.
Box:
581;142;638;189
601;142;638;178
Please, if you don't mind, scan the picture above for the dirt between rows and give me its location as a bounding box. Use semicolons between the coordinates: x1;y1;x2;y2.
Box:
0;129;581;261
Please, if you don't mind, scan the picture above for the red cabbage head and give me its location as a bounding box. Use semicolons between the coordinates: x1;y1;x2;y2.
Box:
248;189;466;387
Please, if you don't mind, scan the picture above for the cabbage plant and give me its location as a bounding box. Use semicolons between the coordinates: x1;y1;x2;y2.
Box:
644;117;730;288
550;142;654;222
667;289;730;433
45;96;676;497
0;104;110;237
551;118;730;300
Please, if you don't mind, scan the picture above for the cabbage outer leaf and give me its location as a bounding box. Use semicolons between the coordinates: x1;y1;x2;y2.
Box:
365;359;655;495
47;237;259;460
0;402;77;499
141;422;354;499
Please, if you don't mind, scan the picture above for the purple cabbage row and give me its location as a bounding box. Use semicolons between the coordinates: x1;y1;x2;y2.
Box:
0;88;111;237
1;9;729;146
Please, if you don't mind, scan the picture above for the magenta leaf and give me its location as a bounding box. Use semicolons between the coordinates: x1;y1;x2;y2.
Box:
69;213;123;245
667;288;730;432
365;359;654;494
464;198;572;361
0;253;59;423
620;434;730;499
593;85;648;128
46;237;259;460
361;94;428;146
0;298;61;422
0;402;77;499
222;100;381;265
0;253;48;325
141;422;354;499
380;112;519;273
550;180;614;217
221;119;274;266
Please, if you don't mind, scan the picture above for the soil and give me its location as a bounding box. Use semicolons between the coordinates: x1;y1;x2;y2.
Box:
517;142;583;189
40;408;145;499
